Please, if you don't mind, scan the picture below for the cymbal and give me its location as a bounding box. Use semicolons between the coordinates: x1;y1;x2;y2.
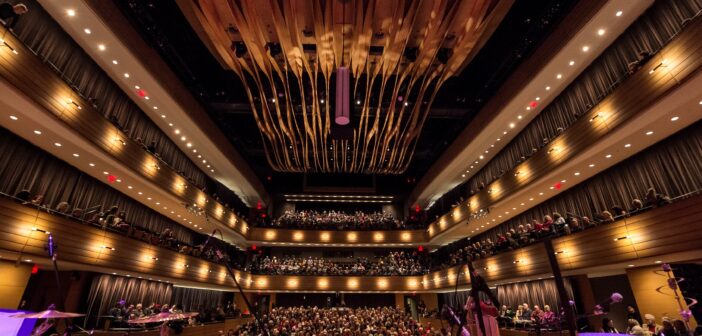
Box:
128;312;198;324
10;309;85;319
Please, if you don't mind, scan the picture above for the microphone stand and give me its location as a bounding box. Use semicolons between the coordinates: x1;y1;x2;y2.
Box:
46;233;75;336
202;227;269;336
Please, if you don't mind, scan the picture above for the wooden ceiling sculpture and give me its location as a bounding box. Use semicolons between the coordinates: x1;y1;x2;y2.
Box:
189;0;512;173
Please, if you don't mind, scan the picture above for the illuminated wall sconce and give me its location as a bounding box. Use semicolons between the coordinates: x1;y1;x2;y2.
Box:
102;246;115;251
32;227;50;234
589;113;601;122
287;278;299;288
347;232;357;242
317;278;329;289
0;38;18;54
114;138;126;146
184;264;190;268
377;279;388;289
151;257;159;261
487;189;493;194
320;232;331;241
547;147;557;154
649;60;667;74
554;250;567;255
514;171;521;177
373;233;384;241
265;230;276;240
347;278;359;289
513;259;521;264
401;232;411;241
66;99;82;109
613;236;628;241
293;231;304;241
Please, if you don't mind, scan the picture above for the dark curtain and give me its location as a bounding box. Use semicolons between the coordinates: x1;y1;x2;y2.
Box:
170;286;225;312
497;279;574;310
10;0;207;188
474;121;702;241
0;127;196;243
86;274;173;319
431;0;702;217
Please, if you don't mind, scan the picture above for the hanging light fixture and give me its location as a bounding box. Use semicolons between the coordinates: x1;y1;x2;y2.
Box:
335;67;350;125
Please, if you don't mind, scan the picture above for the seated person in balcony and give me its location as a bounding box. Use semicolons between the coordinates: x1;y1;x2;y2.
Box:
630;199;644;213
531;305;544;322
627;319;645;336
113;211;130;230
627;51;653;75
568;217;581;233
55;201;70;214
611;205;627;217
542;305;555;325
553;212;567;235
506;232;519;250
601;210;615;223
582;216;594;228
30;194;45;207
541;215;554;237
0;2;28;29
645;187;672;207
517;303;533;324
14;189;31;203
601;318;620;333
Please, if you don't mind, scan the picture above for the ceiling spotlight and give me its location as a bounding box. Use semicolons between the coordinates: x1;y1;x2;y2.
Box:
356;100;361;105
10;115;18;120
33;130;41;135
175;129;180;134
556;74;562;79
589;163;595;167
646;131;654;135
66;9;76;16
545;86;551;91
54;142;62;147
98;44;106;51
605;154;612;158
73;153;79;157
180;136;186;141
186;143;192;147
624;143;631;148
597;29;605;36
616;10;623;17
161;114;166;118
89;163;95;167
671;116;679;121
84;28;91;34
124;73;130;78
582;46;590;52
568;60;574;66
320;99;325;104
112;60;118;64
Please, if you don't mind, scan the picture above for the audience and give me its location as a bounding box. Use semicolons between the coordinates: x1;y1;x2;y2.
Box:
264;209;406;230
250;251;428;276
233;306;431;335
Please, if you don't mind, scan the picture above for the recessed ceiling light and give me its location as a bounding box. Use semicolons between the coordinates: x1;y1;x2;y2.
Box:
128;185;133;189
25;259;32;262
556;74;562;79
582;46;590;52
646;131;654;135
202;159;207;163
616;10;623;17
33;130;41;135
112;60;118;65
545;86;551;91
605;154;612;158
161;114;166;118
9;115;18;120
98;44;106;51
628;264;635;267
124;73;130;78
509;123;515;128
539;192;544;195
192;149;197;153
66;9;76;16
561;179;566;183
589;163;595;167
168;123;173;127
84;28;91;34
138;192;143;195
197;155;202;158
210;169;215;172
147;197;152;200
186;143;192;147
174;129;180;134
73;153;79;157
89;163;95;167
655;260;662;264
54;142;62;147
103;171;109;175
479;155;484;159
574;172;580;176
624;143;631;148
144;96;150;100
461;174;465;178
670;116;679;121
526;106;531;110
597;29;605;36
180;136;186;141
568;60;574;66
356;100;361;105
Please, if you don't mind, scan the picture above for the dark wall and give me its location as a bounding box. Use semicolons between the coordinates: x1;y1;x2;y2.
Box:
589;274;638;332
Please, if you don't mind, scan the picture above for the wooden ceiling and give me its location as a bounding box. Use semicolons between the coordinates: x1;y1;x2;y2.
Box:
186;0;512;174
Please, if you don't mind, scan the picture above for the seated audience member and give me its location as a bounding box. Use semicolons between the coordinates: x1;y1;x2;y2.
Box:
552;212;566;235
0;2;28;28
645;187;672;208
542;305;555;325
582;216;595;228
30;194;45;207
601;210;615;223
147;141;157;154
627;305;643;325
55;201;70;214
659;320;675;336
628;319;645;336
643;314;661;336
673;320;689;336
14;189;32;203
568;217;581;233
630;199;644;213
520;303;533;322
611;205;627;217
531;305;544;322
541;215;554;237
601;318;620;333
627;51;653;74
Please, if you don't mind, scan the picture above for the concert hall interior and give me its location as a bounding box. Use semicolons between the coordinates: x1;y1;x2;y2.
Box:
1;0;702;335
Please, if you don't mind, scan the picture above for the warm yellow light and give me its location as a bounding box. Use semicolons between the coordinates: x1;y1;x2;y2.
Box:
320;232;331;241
347;232;357;242
265;230;277;240
317;278;329;289
293;231;304;241
347;278;359;289
287;278;299;288
373;232;384;242
377;278;388;289
401;232;411;241
407;279;419;289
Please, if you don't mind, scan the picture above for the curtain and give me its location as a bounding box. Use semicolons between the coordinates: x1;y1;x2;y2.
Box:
170;287;225;312
0;127;197;243
10;0;207;188
497;279;574;310
85;274;173;319
474;120;702;242
430;0;702;218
